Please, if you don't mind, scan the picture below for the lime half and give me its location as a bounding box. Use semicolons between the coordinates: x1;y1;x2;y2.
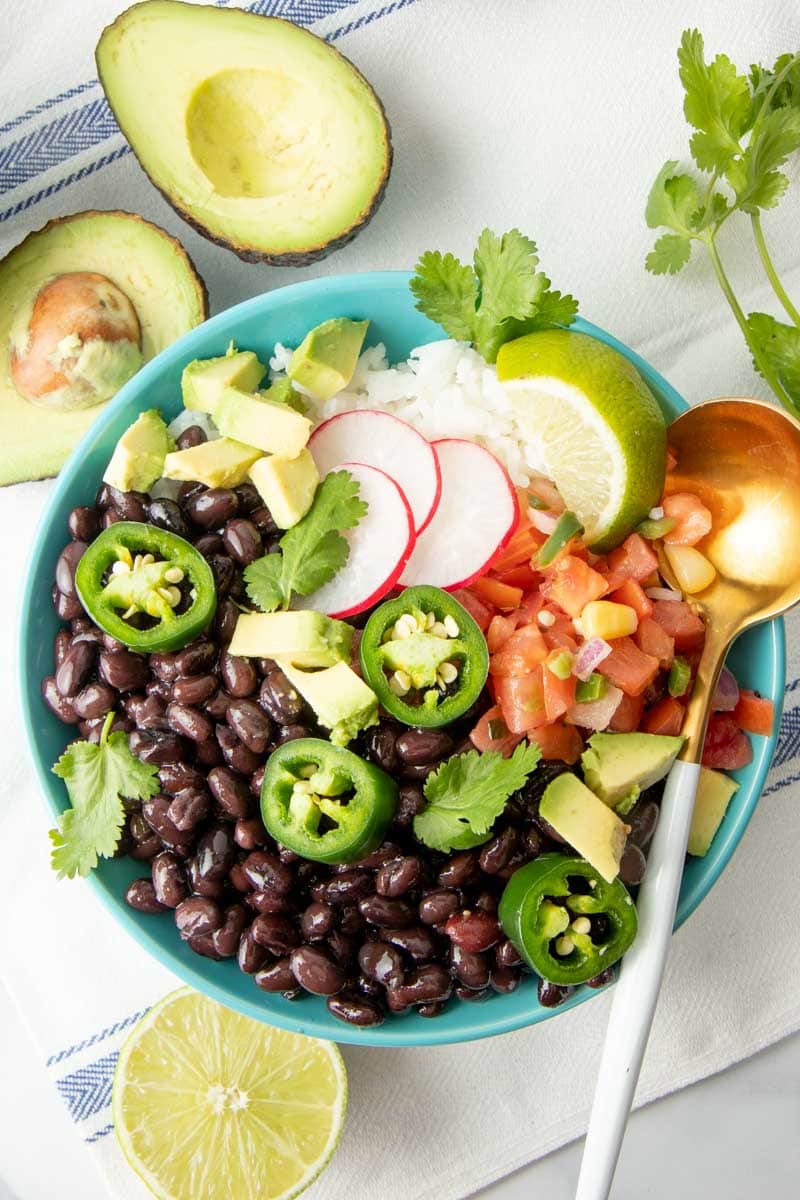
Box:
496;330;667;551
113;988;347;1200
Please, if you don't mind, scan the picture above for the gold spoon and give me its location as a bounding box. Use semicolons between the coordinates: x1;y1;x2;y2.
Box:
576;397;800;1200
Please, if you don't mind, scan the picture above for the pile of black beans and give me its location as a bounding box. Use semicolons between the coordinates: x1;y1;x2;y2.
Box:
42;434;661;1027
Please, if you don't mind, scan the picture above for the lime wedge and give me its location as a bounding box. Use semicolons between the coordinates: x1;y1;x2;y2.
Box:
113;988;347;1200
496;330;667;551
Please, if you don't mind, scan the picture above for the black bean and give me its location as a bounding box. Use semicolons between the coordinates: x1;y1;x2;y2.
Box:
128;693;169;730
419;889;459;926
52;584;83;621
68;507;99;542
357;973;384;1000
206;690;233;720
338;905;367;937
72;681;116;720
386;988;411;1014
219;651;258;697
145;678;172;701
201;738;228;767
618;842;646;886
323;872;373;907
234;483;261;513
194;825;236;883
254;958;297;992
538;979;573;1008
383;925;441;961
41;676;79;724
418;1001;446;1018
99;649;149;692
359;894;415;927
216;725;261;775
354;842;401;870
451;945;491;989
172;674;217;705
188;932;223;959
95;483;114;509
490;966;521;994
249;765;265;798
208;766;251;819
175;896;222;940
259;670;304;724
130;729;188;766
390;965;451;1006
176;640;217;676
396;729;453;766
146;498;191;538
250;505;278;535
167;787;209;832
101;510;122;530
195;533;224;558
586;967;616;989
376;855;421;898
251;914;301;955
176;424;207;450
159;762;205;795
208;554;236;595
278;723;312;744
125;878;167;914
234;817;268;850
627;799;659;849
301;902;335;941
289;946;346;996
327;993;384;1027
151;852;188;907
212;905;249;957
226;699;272;754
186;487;239;528
214;599;239;645
327;929;358;966
358;941;404;987
106;487;148;521
129;832;161;861
166;702;213;743
238;931;268;974
522;827;545;860
363;726;400;772
437;852;480;889
393;784;425;828
222;518;262;566
186;858;224;899
55;540;87;599
495;939;523;968
478;828;518;875
53;629;72;669
455;985;490;1002
242;851;292;894
247;890;295;915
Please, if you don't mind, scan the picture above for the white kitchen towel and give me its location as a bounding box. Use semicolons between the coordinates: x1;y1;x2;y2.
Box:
3;1;800;1197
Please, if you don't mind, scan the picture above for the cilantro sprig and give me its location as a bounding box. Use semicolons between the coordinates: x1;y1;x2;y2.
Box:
646;30;800;416
413;742;541;853
244;469;367;612
50;712;160;879
410;228;579;363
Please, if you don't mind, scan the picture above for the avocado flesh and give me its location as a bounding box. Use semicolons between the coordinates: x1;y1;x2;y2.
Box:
0;210;207;486
277;660;379;747
182;348;266;413
540;774;629;883
103;408;174;492
687;768;739;857
228;610;352;668
581;732;684;810
96;2;393;263
289;318;369;400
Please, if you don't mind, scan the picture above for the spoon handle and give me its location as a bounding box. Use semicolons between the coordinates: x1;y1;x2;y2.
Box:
574;758;701;1200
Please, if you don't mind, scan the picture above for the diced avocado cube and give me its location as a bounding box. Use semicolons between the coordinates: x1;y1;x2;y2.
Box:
687;768;739;857
182;347;266;413
540;773;629;882
249;449;319;529
288;318;369;401
214;386;311;457
277;659;378;747
228;610;352;668
103;408;174;493
581;732;684;809
162;438;263;487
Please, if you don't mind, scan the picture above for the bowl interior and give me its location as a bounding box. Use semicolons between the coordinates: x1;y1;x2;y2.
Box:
19;271;785;1046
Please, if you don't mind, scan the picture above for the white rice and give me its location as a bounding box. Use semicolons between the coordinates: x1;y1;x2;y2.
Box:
269;339;547;486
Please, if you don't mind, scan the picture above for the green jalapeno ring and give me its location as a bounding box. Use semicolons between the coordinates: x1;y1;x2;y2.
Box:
359;585;489;729
498;853;638;986
75;521;216;653
261;738;397;865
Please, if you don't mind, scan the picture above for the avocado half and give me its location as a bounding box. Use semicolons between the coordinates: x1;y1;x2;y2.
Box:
96;1;393;264
0;210;207;486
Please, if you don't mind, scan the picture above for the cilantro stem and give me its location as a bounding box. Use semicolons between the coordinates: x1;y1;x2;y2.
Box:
99;710;115;747
750;213;800;327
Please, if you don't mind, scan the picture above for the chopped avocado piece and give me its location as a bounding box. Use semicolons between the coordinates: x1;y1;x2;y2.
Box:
96;3;392;264
103;408;174;493
214;386;311;457
687;768;739;857
288;318;369;401
249;449;319;529
379;633;466;689
581;732;684;810
0;210;206;486
163;438;262;487
182;347;265;413
261;377;307;414
540;774;629;882
277;660;378;747
228;610;352;667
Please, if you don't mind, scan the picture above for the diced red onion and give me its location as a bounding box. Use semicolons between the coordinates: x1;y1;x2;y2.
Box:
565;684;624;731
644;586;683;602
574;637;613;681
712;665;740;712
529;507;559;535
648;506;665;520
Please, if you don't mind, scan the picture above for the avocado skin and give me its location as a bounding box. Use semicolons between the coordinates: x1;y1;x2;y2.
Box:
96;4;394;265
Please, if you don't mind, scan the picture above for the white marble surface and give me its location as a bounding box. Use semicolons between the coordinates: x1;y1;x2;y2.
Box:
2;976;798;1200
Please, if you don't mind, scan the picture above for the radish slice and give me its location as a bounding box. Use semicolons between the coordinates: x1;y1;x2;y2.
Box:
301;462;414;619
309;409;441;533
400;439;518;590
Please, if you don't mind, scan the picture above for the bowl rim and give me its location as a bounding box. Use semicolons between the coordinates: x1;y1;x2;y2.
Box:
18;269;786;1046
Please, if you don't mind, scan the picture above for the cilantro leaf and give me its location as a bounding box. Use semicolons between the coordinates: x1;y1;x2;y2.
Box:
472;229;548;359
50;715;159;879
678;28;750;171
413;743;541;853
727;106;800;212
646;233;693;275
749;53;800;117
645;162;700;233
244;470;367;611
747;312;800;409
408;250;478;342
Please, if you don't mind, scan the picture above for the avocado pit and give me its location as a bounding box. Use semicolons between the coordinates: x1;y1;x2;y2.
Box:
9;271;143;410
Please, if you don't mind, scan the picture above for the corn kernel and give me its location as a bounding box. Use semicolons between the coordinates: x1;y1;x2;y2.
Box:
579;600;638;640
663;543;717;594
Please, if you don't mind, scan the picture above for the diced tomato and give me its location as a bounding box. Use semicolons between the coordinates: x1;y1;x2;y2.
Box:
666;446;678;471
496;668;548;733
487;611;521;653
452;588;493;633
527;476;565;513
517;590;544;624
540;555;608;617
470;704;523;756
733;689;774;736
494;563;540;590
662;492;713;546
609;691;645;732
543;619;579;653
543;661;577;722
597;637;660;697
642;695;685;735
635;616;675;668
604;533;659;590
651;599;705;652
490;525;545;574
489;624;549;675
470;576;523;611
702;713;753;770
528;722;584;764
609;578;653;620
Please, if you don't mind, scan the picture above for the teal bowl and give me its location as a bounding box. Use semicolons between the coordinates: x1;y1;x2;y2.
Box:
19;272;785;1046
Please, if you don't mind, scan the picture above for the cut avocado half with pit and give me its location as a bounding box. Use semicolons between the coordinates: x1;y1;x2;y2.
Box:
96;1;393;264
0;209;207;486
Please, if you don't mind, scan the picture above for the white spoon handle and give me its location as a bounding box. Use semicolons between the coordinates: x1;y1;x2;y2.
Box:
574;758;701;1200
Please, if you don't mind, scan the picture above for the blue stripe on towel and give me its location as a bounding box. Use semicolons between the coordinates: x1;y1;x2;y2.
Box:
56;1052;118;1123
47;1007;148;1068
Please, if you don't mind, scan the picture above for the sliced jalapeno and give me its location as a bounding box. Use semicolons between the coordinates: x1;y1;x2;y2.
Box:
498;853;638;985
359;585;489;728
75;521;216;653
261;738;397;865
